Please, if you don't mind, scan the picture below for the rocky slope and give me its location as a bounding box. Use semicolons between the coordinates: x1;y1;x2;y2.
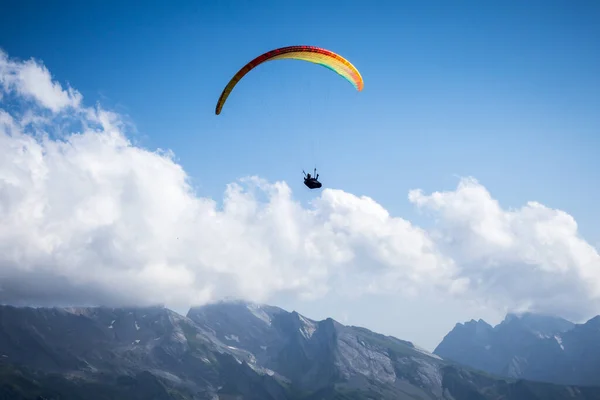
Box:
0;304;289;399
188;300;448;398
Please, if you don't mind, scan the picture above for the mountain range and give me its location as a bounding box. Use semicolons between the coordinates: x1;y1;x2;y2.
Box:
434;312;600;387
0;301;599;399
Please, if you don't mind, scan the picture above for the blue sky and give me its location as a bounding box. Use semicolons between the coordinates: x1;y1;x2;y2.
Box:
3;0;598;223
1;0;599;349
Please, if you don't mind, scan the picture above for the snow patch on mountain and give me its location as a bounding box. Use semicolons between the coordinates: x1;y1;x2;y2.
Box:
555;335;564;350
224;334;240;342
298;314;316;339
246;303;272;326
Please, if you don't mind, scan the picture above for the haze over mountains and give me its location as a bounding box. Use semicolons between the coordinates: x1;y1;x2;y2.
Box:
0;300;599;400
435;312;600;387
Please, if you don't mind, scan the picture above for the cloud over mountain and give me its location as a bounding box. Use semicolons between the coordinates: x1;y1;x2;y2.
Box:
1;49;598;322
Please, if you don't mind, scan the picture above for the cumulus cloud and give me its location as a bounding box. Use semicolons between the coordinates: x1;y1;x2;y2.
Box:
0;50;82;113
0;49;599;322
409;180;600;319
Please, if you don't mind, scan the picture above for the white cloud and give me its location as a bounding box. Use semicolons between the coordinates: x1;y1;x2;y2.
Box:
0;50;81;113
409;179;600;320
0;49;599;323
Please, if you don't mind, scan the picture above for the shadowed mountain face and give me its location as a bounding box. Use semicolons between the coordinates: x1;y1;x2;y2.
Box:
434;312;600;386
0;302;599;400
0;304;289;400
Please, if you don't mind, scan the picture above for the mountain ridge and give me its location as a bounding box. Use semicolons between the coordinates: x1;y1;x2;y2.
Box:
434;311;600;387
0;301;598;399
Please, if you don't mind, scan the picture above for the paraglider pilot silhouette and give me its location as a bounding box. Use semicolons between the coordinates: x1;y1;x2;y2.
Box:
303;168;322;189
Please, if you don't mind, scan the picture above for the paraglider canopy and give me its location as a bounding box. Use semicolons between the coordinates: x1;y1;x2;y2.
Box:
215;45;363;115
303;168;322;189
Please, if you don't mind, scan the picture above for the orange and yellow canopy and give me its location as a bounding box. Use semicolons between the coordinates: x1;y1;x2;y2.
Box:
215;45;363;115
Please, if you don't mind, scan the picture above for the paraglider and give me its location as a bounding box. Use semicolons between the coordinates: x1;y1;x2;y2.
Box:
215;45;363;190
303;168;322;189
215;45;363;115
